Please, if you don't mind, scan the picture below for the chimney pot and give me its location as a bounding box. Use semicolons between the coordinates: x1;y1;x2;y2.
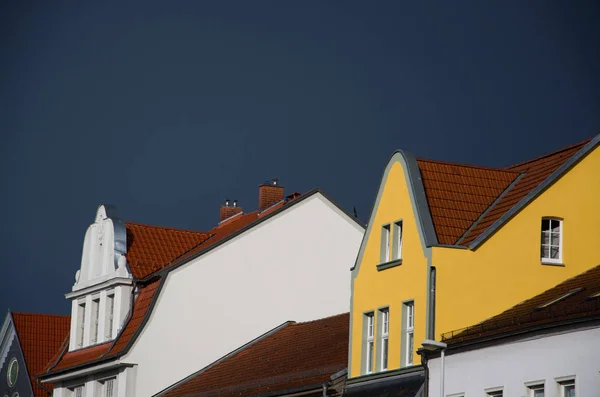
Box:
220;199;242;222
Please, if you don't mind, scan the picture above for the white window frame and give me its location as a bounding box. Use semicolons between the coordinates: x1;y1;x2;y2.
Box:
527;383;545;397
70;385;85;397
380;308;389;371
105;292;115;340
77;301;86;348
394;221;403;260
91;296;100;344
365;313;374;374
486;388;503;397
97;376;117;397
541;218;562;264
405;302;414;366
556;377;575;397
382;225;391;262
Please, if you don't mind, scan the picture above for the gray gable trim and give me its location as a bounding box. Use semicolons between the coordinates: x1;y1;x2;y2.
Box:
468;134;600;249
350;150;437;274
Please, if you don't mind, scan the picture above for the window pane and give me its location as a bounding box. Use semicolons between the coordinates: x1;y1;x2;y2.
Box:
541;219;550;231
551;220;560;232
368;341;374;371
550;247;560;259
550;233;560;246
565;385;575;397
382;338;388;369
407;333;414;365
541;231;550;245
533;389;544;397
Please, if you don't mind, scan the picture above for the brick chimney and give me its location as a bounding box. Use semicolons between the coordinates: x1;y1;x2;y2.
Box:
220;199;243;222
258;179;284;212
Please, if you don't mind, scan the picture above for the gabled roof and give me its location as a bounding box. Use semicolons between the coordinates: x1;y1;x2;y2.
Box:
157;313;350;397
11;312;70;396
40;189;361;379
415;136;596;246
441;264;600;345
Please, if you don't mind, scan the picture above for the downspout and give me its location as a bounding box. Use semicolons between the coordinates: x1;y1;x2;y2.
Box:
36;377;53;396
429;267;436;340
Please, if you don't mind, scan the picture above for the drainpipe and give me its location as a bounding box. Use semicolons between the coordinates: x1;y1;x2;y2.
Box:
429;267;437;340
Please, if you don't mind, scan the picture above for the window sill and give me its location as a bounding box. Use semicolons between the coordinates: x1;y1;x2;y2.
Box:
541;260;565;267
377;259;402;271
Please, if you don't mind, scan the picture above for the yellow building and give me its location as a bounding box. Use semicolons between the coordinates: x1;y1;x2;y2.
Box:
348;135;600;378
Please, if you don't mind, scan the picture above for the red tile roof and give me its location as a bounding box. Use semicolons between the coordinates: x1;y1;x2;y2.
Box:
41;279;161;376
125;223;212;279
442;264;600;344
41;191;310;378
416;138;593;246
11;313;70;396
161;313;349;397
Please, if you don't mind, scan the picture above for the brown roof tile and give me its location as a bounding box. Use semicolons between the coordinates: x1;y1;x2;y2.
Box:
12;313;70;396
442;265;600;344
162;313;349;397
415;138;593;246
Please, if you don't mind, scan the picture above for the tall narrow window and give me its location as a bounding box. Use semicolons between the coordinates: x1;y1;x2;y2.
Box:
365;313;374;374
393;221;403;260
380;308;389;371
405;302;414;365
98;377;116;397
541;218;562;263
72;385;85;397
528;384;544;397
77;302;86;348
381;225;391;262
558;380;575;397
105;294;115;340
91;298;100;344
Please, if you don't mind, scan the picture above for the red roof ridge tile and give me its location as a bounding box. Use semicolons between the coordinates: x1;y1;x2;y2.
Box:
417;158;518;174
12;312;70;319
506;137;592;170
125;221;210;236
294;312;350;325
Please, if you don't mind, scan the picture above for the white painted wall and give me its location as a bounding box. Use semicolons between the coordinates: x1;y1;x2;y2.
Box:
427;326;600;397
123;193;364;397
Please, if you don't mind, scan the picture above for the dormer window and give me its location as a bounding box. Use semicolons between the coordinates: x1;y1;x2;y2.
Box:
77;302;86;348
541;218;562;264
91;297;100;344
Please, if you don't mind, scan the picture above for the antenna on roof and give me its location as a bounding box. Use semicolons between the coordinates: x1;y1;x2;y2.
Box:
353;206;358;218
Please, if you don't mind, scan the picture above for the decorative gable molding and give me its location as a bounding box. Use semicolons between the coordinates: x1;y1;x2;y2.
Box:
75;205;130;292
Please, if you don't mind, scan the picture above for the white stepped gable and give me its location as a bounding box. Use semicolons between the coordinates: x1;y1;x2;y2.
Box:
76;204;130;289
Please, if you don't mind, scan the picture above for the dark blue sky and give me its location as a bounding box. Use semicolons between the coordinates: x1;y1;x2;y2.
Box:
1;1;599;315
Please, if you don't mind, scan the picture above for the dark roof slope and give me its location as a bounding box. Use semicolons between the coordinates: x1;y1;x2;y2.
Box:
159;313;350;397
415;137;593;246
442;264;600;344
11;313;70;396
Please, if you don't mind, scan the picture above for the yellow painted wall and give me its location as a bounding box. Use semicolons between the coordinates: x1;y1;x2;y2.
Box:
434;146;600;339
349;161;429;378
350;146;600;379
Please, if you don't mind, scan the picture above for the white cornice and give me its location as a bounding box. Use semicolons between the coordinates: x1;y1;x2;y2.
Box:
40;359;130;382
66;277;133;299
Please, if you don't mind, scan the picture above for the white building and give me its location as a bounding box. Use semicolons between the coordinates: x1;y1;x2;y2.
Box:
38;181;364;397
423;265;600;397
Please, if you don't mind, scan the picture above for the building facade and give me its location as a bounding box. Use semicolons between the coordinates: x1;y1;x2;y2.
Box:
424;265;600;397
38;182;364;397
349;135;600;379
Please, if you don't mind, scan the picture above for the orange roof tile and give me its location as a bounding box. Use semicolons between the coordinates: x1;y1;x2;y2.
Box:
12;313;70;396
125;223;212;279
41;279;161;376
442;264;600;344
415;137;594;246
161;313;349;397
